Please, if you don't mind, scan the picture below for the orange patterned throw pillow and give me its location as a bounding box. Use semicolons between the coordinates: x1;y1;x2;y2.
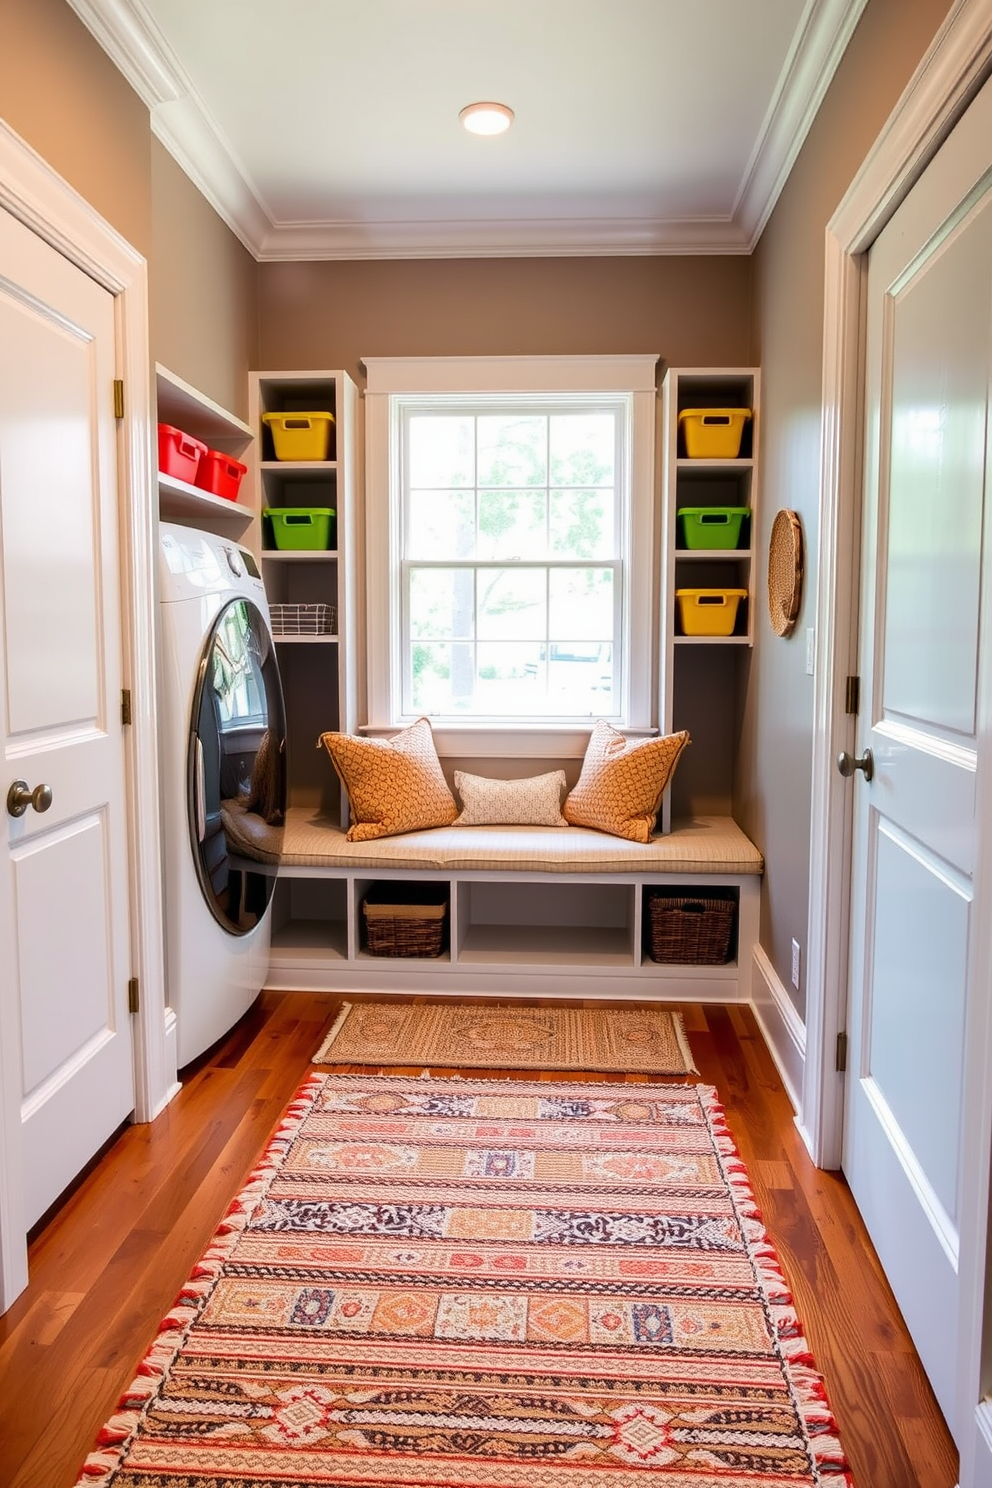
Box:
563;720;690;843
318;717;458;841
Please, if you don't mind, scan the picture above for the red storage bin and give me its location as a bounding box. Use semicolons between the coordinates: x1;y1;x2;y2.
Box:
195;448;248;502
158;423;206;484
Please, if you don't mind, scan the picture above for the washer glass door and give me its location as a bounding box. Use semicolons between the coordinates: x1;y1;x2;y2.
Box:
188;597;286;934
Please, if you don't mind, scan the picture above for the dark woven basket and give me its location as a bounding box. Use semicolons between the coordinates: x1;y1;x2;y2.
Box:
646;892;735;965
362;883;448;958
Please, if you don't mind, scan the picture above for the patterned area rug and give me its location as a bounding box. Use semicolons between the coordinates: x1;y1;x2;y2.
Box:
313;1001;698;1074
78;1074;852;1486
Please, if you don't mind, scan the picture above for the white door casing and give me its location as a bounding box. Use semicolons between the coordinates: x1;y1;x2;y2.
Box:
0;121;169;1314
841;68;992;1435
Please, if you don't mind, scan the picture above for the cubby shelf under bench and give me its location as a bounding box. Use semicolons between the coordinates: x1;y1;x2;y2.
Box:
222;806;763;1001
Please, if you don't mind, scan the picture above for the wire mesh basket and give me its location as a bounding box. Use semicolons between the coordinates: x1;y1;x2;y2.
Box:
269;602;336;636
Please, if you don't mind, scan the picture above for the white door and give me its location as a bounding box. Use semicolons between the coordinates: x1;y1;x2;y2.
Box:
843;76;992;1432
0;203;134;1229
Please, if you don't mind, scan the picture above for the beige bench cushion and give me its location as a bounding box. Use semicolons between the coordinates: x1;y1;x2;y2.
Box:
222;800;763;876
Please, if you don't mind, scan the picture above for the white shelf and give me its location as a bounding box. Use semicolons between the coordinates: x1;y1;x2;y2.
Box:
270;921;348;961
158;472;253;525
261;549;339;562
675;634;753;646
356;948;452;965
677;457;754;471
458;924;633;966
260;460;337;473
675;548;753;560
156;364;252;449
273;634;339;645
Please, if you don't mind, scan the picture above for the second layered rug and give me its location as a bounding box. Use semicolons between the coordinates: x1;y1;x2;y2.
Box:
79;1073;852;1486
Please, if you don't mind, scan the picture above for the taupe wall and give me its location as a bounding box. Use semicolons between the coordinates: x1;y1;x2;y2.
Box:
0;0;152;255
150;141;258;420
741;0;956;1018
257;257;752;388
0;2;257;422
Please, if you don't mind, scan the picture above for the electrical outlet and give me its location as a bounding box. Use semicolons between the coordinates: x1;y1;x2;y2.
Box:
791;938;801;989
805;628;815;675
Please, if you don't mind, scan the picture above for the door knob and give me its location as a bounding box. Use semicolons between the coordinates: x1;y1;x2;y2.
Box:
837;749;873;782
6;780;54;818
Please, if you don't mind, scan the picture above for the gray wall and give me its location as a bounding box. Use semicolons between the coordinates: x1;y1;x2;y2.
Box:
741;0;958;1018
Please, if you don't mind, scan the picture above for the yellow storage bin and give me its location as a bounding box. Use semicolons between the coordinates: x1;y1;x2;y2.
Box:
679;407;751;459
676;588;747;637
262;410;335;461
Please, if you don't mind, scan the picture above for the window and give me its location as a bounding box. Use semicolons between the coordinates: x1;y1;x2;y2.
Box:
364;356;658;746
403;399;624;719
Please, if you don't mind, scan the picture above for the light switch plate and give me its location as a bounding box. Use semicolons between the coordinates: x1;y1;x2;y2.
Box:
805;628;815;675
791;938;801;988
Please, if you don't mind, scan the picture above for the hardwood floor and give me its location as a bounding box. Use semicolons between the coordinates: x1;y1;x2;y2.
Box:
0;993;957;1488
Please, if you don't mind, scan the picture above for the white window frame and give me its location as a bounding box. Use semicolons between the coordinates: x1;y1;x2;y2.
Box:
363;355;659;758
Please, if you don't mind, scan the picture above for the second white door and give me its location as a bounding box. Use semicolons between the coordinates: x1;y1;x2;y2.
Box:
843;71;992;1431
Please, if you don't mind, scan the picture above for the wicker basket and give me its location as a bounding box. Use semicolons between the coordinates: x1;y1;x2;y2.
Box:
362;883;448;958
646;892;736;965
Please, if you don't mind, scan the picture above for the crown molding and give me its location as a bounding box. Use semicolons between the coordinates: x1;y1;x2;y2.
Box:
736;0;870;248
149;105;273;257
66;0;860;261
254;215;751;261
64;0;181;106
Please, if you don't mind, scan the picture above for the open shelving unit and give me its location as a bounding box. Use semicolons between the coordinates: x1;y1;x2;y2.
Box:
245;360;762;1002
659;367;759;827
263;865;758;1000
247;371;361;824
155;365;254;531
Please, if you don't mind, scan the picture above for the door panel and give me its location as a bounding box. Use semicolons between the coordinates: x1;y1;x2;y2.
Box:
15;813;117;1096
1;303;101;733
880;204;989;737
0;203;133;1232
845;75;992;1432
866;821;968;1225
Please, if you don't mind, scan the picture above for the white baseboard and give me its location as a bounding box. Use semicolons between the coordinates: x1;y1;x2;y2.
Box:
750;944;806;1117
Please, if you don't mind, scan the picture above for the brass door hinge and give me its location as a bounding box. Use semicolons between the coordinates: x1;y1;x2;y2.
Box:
845;676;860;715
121;688;132;726
127;977;139;1014
113;379;125;419
836;1030;848;1073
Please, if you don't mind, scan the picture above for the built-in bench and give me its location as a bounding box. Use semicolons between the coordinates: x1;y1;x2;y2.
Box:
223;802;763;1001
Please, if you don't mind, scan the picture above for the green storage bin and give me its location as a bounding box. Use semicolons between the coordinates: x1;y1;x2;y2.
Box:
677;507;750;550
264;507;335;551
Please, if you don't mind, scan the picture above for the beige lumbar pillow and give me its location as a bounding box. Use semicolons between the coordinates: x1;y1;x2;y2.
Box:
563;720;690;843
318;717;458;842
454;769;567;827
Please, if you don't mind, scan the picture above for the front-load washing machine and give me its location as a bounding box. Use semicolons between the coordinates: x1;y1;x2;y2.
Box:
158;522;286;1067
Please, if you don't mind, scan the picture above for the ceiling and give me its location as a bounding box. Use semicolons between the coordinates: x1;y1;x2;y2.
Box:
67;0;868;261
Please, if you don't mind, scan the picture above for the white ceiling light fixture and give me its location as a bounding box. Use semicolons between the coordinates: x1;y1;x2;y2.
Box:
459;101;514;136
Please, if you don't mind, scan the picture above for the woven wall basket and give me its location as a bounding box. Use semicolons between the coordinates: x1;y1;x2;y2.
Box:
767;508;803;637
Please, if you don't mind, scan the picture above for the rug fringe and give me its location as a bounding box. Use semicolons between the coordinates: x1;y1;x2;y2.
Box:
696;1084;856;1486
73;1072;329;1488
